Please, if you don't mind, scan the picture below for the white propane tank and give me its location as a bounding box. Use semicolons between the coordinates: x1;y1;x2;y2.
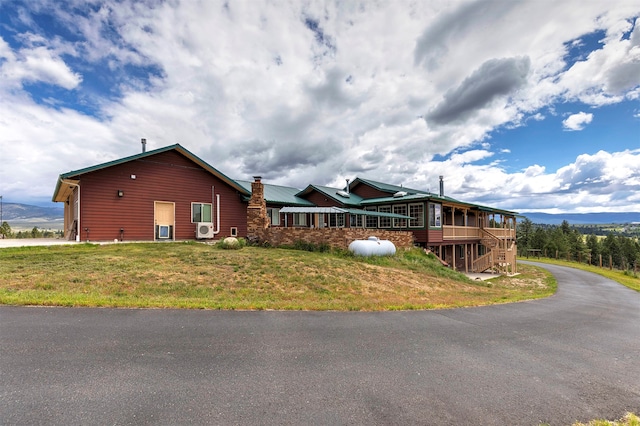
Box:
348;237;396;256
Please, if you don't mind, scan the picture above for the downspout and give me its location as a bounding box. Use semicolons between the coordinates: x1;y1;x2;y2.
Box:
212;186;220;235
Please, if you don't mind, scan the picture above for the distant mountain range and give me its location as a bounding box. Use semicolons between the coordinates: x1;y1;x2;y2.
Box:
521;212;640;225
1;202;638;226
1;203;64;222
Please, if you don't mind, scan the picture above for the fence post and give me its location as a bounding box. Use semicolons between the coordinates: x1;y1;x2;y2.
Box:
556;250;558;259
609;255;613;270
599;254;602;268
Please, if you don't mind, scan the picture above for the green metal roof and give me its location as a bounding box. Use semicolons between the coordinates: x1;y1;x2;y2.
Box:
351;177;426;195
296;184;364;207
53;144;249;202
236;181;315;206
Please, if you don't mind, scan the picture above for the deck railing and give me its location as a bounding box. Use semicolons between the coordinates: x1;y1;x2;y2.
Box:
442;226;516;240
442;226;481;239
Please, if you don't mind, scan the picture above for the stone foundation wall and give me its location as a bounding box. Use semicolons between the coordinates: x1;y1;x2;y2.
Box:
254;227;414;251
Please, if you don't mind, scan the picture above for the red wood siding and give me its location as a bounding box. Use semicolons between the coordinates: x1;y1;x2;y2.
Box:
428;229;443;243
77;151;247;241
350;182;390;199
411;229;428;244
303;190;344;207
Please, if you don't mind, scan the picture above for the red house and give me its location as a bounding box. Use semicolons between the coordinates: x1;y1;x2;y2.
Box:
52;144;250;242
52;143;517;273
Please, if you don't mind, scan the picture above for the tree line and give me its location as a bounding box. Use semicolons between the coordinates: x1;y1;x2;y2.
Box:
517;218;640;271
0;222;62;239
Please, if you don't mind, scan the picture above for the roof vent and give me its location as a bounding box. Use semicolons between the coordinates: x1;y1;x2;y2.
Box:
393;191;407;198
336;190;350;198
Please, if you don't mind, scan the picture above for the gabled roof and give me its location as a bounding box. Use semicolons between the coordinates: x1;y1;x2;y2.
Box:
52;144;249;202
236;180;315;206
350;177;426;195
296;184;364;207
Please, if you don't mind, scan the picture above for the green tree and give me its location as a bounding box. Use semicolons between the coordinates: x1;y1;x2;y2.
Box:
517;218;534;255
545;227;569;259
601;234;622;268
30;227;42;238
0;221;12;238
568;229;587;262
586;234;600;264
531;227;548;254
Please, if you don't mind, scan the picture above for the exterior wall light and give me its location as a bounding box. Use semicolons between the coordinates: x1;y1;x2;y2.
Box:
117;190;124;197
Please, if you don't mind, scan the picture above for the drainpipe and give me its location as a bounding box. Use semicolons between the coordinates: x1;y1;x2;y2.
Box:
212;186;220;235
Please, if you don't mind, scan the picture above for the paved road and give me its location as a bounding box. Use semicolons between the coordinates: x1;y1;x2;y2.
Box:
1;263;639;425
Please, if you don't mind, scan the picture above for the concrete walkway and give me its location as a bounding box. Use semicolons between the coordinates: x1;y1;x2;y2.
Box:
0;238;80;248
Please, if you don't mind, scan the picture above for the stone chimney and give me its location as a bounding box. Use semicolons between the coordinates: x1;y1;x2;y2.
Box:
247;176;270;239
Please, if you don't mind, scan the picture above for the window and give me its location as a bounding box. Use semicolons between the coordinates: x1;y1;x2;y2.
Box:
409;203;424;228
393;204;407;228
158;225;170;239
350;213;363;227
293;213;307;226
192;203;212;223
365;207;378;228
429;203;442;228
267;208;280;226
329;213;345;228
378;205;391;228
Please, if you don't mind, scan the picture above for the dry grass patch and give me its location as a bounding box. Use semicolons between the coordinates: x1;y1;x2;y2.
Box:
0;243;555;311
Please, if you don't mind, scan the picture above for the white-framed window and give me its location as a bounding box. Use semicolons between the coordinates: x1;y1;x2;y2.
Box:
158;225;170;239
350;213;363;227
378;205;391;228
293;213;307;226
393;204;407;228
429;203;442;228
365;207;378;228
230;227;238;237
329;213;345;228
409;203;424;228
192;203;212;223
267;208;280;226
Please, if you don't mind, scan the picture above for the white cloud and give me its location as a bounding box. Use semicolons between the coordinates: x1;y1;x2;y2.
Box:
0;36;82;90
562;112;594;131
0;0;639;214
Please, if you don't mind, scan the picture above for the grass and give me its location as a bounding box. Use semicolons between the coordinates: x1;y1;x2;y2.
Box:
0;242;556;310
572;412;640;426
520;257;640;292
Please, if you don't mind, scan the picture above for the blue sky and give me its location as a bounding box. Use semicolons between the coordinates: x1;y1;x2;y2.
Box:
0;0;639;214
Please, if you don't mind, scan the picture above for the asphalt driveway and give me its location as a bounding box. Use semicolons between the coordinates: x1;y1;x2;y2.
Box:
1;262;639;425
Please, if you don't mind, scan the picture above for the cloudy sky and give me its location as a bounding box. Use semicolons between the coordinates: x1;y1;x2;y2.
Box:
1;0;639;214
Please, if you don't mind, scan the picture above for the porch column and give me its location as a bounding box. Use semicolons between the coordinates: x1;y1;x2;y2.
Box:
452;245;456;270
464;243;468;273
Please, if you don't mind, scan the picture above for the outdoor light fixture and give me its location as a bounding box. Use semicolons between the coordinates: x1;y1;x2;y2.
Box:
117;190;124;197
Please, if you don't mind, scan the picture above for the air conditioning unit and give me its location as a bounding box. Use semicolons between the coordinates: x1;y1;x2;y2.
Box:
196;222;214;239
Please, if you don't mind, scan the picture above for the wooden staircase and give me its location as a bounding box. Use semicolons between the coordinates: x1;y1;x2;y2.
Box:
472;229;516;274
